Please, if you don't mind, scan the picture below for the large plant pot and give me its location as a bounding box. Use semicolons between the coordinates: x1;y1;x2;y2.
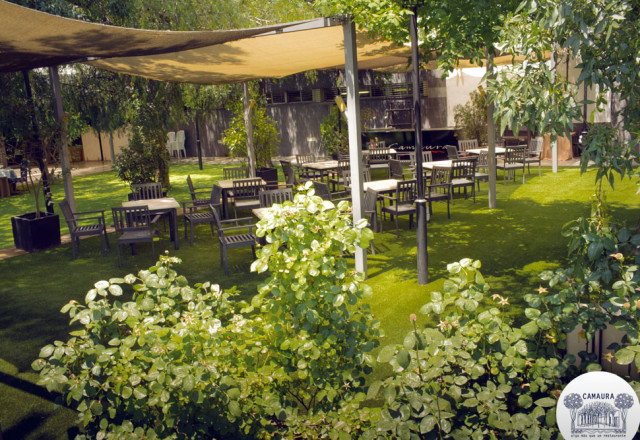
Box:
256;167;279;190
11;211;61;252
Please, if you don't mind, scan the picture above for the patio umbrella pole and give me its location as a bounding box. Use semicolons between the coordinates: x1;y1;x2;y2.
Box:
410;7;428;285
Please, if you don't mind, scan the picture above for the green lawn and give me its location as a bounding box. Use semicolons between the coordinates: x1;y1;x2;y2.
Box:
1;163;639;439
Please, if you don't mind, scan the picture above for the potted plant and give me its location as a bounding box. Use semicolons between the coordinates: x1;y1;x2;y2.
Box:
221;90;280;188
11;173;60;252
320;105;348;158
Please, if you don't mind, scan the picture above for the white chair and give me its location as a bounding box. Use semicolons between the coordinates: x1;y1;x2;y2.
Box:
174;130;186;158
166;131;176;155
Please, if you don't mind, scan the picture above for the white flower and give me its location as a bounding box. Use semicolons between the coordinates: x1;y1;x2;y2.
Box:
208;319;222;335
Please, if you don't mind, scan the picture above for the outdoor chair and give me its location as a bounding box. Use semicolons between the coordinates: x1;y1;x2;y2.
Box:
328;159;349;191
312;181;350;202
496;145;527;184
8;158;29;193
166;131;176;156
259;187;293;207
367;148;392;170
174;130;186;158
231;178;263;217
280;160;303;187
474;150;491;190
211;205;256;276
223;167;249;180
426;166;452;219
380;179;417;238
451;157;477;202
525;138;544;176
131;182;163;200
445;145;459;160
111;206;160;267
187;175;220;208
388;159;407;180
458;139;478;157
59;198;110;259
364;187;379;255
182;200;215;246
296;154;326;181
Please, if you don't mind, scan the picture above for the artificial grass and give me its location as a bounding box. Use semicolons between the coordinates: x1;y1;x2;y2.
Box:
1;164;639;438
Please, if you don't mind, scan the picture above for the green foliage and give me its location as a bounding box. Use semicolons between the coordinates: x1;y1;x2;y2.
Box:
453;90;488;144
221;86;280;169
250;183;380;436
369;259;565;439
114;126;167;187
320;105;349;157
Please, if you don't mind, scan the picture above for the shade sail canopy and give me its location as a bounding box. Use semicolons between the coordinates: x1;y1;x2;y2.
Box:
0;0;299;73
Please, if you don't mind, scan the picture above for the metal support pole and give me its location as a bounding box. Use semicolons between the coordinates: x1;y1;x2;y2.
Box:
343;17;366;275
486;50;497;209
410;8;428;285
195;118;203;170
243;82;256;177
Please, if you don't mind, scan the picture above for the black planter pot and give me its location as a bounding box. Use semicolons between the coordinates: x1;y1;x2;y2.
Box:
11;211;61;252
256;167;279;190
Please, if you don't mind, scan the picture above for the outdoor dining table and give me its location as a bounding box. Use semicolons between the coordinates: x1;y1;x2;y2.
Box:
217;177;266;219
422;160;454;170
0;168;16;198
122;197;180;250
466;146;506;155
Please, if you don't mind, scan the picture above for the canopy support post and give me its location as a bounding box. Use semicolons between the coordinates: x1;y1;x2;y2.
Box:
343;17;366;276
486;50;497;209
243;82;256;177
410;8;428;285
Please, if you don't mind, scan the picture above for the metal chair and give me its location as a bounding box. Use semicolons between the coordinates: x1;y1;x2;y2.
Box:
525;138;544;176
211;205;256;276
223;167;249;180
182;200;215;246
426;166;452;219
131;182;163;200
496;145;527;184
111;206;160;267
367;148;392;170
59;198;109;259
232;178;263;217
380;179;417;238
259;187;293;207
451;157;477;202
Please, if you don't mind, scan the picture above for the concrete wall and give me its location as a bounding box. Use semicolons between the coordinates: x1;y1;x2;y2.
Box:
80;128;131;162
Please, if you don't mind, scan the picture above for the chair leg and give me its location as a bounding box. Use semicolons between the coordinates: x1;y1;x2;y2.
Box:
117;244;122;267
223;247;229;276
190;222;195;246
394;212;399;238
184;217;188;241
104;228;110;250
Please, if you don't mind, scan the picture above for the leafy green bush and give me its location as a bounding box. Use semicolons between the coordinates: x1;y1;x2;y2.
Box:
369;259;566;439
453;90;487;144
33;187;380;439
114;126;168;188
320;105;349;157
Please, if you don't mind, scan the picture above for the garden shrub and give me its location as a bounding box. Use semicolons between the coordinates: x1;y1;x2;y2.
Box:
368;259;568;439
33;187;380;439
114;125;170;188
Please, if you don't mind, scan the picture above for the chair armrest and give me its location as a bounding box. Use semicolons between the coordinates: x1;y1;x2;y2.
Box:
220;216;254;227
378;194;395;202
74;209;106;217
426;183;451;191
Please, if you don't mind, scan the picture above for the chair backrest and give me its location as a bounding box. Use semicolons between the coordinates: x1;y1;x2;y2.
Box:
311;181;332;200
445;145;459;159
364;187;378;215
458;139;479;152
280;160;296;186
296;154;316;165
423;151;433;163
131;182;163;200
505;145;527;164
368;148;392;163
341;168;352;188
175;130;185;146
430;166;452;191
395;180;417;205
259;188;293;207
210;204;223;235
337;154;350;161
452;158;476;179
210;184;222;205
59;199;76;229
232;178;263;199
223;167;248;180
167;131;176;142
477;150;489;169
528;138;544;155
112;206;151;233
186;175;196;197
389;159;405;180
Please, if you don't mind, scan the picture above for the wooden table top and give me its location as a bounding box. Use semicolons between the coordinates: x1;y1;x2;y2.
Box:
122;197;180;210
217;178;266;189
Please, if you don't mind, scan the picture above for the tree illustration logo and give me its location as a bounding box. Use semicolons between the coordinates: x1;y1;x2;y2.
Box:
557;372;640;439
